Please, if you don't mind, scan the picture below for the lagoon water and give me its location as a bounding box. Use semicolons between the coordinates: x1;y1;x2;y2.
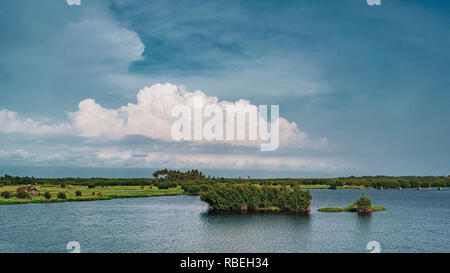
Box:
0;189;448;253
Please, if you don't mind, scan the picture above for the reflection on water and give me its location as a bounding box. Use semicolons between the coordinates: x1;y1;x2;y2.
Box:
0;189;448;253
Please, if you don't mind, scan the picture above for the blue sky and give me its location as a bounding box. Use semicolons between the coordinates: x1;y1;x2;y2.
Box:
0;0;449;178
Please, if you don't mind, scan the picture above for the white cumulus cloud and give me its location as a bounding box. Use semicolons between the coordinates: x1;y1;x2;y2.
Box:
71;83;327;149
0;109;73;135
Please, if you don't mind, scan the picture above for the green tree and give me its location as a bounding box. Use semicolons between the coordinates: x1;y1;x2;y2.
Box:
57;192;67;199
355;195;372;214
1;191;10;199
16;190;30;199
75;190;82;197
44;192;51;199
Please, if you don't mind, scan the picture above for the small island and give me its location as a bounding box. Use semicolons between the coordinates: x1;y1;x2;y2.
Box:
200;184;312;213
318;195;387;214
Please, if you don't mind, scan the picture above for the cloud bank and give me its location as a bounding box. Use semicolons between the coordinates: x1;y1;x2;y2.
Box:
1;83;327;150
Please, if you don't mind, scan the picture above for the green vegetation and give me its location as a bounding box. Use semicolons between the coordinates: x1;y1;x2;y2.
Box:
57;192;67;199
318;195;387;213
153;169;206;181
44;191;51;199
1;173;448;189
1;191;10;199
0;184;184;205
0;170;447;206
200;184;312;213
16;190;30;199
318;207;345;212
355;194;372;213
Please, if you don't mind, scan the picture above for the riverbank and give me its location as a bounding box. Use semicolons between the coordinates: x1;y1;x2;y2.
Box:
0;185;184;205
1;183;446;206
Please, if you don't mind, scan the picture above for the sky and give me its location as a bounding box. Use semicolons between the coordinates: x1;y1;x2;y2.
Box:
0;0;449;178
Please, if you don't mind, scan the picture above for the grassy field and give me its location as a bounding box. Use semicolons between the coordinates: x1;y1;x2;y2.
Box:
0;184;184;205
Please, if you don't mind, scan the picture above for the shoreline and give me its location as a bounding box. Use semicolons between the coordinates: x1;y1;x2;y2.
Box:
0;192;187;206
0;185;186;206
0;185;447;206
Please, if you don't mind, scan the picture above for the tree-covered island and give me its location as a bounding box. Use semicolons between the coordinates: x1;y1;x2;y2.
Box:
200;184;312;213
319;195;387;213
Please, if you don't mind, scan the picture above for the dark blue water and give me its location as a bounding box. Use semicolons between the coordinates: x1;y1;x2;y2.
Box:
0;189;448;253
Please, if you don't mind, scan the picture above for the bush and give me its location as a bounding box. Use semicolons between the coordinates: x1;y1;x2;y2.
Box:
44;192;51;199
154;182;177;189
75;190;82;197
399;180;411;188
355;195;372;214
329;182;337;190
60;184;66;188
57;192;67;199
88;184;96;189
16;190;30;199
1;191;10;199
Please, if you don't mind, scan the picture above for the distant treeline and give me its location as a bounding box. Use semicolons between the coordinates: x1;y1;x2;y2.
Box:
200;184;312;212
1;173;449;190
153;169;206;181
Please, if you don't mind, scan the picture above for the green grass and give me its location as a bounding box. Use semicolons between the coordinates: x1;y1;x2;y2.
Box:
318;207;345;212
371;205;388;211
318;205;387;212
0;184;184;205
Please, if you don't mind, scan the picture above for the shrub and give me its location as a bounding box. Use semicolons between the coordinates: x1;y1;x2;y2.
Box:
60;184;66;188
16;190;30;199
399;180;411;188
1;191;10;199
44;192;51;199
57;192;67;199
75;190;82;197
329;182;337;190
355;195;372;214
88;184;96;189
